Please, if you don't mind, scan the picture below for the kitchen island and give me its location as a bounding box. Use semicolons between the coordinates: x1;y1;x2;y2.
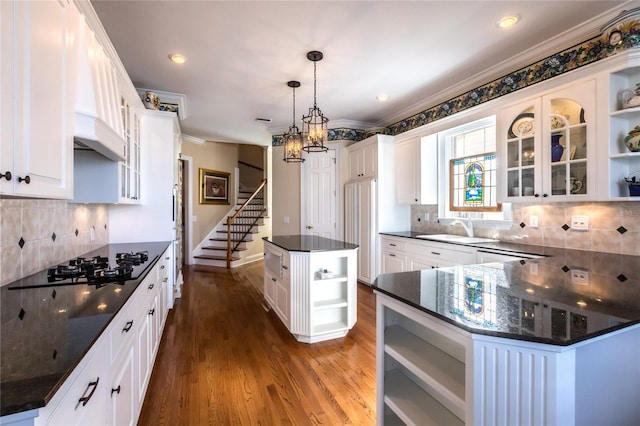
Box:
373;249;640;425
263;235;358;343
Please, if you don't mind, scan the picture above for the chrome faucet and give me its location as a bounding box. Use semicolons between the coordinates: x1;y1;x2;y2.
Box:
450;218;474;237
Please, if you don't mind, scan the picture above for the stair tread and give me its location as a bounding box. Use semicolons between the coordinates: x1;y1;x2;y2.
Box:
202;246;247;252
194;254;241;261
209;237;251;242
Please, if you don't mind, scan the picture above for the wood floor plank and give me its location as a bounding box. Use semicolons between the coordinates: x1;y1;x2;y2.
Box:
138;261;377;425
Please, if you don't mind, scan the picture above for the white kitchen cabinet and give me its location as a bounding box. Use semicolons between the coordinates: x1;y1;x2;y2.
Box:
380;235;408;274
345;135;409;285
40;338;109;426
601;54;640;199
348;139;377;179
394;135;438;205
497;78;596;202
376;290;640;425
72;85;143;204
0;0;78;199
263;239;358;344
108;347;136;426
380;235;477;274
263;243;291;327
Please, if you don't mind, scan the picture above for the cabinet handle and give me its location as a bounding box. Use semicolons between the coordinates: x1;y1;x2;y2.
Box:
77;377;99;408
148;283;154;290
390;243;396;247
149;308;155;316
282;265;288;270
389;254;396;257
431;251;441;256
272;278;276;282
122;320;133;333
111;385;121;396
18;175;31;184
160;265;165;269
163;277;168;282
0;171;11;181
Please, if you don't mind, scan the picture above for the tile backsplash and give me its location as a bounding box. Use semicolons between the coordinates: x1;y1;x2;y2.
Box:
411;201;640;256
0;199;108;286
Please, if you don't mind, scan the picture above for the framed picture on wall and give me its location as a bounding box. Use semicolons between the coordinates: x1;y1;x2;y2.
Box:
199;168;230;204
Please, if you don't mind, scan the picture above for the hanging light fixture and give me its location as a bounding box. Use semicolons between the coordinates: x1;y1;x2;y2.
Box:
283;81;304;163
302;50;329;153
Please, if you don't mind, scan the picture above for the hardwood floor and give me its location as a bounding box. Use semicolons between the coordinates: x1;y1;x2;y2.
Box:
138;261;377;425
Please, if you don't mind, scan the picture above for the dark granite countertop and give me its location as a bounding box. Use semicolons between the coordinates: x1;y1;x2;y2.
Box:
263;235;358;252
0;241;171;417
374;232;640;346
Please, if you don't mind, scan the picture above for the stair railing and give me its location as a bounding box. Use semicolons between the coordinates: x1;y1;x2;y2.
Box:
226;179;267;268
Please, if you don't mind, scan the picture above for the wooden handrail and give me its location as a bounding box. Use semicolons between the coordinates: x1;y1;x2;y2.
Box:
238;160;264;172
226;179;267;268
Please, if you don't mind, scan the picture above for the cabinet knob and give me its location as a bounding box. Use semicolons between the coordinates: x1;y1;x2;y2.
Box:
542;193;548;198
306;225;313;229
0;171;11;181
534;193;540;198
18;175;30;184
414;198;418;202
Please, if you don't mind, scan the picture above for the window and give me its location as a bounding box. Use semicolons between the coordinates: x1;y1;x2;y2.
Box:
438;116;511;224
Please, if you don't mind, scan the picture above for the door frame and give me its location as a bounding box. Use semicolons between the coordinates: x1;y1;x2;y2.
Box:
180;154;194;265
300;142;342;239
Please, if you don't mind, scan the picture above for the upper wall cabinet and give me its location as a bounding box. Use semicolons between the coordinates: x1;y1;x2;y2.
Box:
497;78;596;202
602;57;640;200
348;139;377;179
0;0;79;199
395;134;438;205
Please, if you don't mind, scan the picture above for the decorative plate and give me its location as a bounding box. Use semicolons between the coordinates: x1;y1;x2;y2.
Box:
508;113;535;139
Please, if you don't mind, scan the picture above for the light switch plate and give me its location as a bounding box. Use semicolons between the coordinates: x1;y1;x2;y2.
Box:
530;215;539;228
571;215;589;231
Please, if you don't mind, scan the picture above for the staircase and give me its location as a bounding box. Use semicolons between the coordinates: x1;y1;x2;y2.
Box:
194;180;267;268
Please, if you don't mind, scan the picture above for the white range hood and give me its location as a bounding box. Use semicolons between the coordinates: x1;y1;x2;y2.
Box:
73;13;125;162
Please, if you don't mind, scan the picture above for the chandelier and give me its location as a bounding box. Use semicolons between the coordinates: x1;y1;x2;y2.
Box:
283;81;304;163
302;51;329;153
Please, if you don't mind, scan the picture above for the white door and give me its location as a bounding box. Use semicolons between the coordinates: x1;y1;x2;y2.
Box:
301;149;337;239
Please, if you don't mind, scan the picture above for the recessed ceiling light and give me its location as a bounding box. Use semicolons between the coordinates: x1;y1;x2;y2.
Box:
169;53;187;64
497;15;519;29
377;94;389;102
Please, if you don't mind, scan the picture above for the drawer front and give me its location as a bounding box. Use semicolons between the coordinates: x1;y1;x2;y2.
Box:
44;339;109;426
109;289;140;363
381;236;407;252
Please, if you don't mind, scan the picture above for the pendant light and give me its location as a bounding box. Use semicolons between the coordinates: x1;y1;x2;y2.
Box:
283;81;304;163
302;51;329;153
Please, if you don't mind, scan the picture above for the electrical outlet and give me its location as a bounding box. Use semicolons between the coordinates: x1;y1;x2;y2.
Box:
571;269;589;285
571;215;589;231
424;212;430;221
283;216;290;224
530;215;539;228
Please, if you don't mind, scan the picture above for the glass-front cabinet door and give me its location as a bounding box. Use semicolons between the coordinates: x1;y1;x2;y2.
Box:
498;78;596;202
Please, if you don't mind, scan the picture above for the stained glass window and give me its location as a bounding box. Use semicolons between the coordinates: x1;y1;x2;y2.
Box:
450;153;501;211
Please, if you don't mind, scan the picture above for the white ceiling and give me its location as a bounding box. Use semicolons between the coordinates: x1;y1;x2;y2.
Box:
91;0;634;146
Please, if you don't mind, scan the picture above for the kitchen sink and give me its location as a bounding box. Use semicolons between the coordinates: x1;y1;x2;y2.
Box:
415;234;498;244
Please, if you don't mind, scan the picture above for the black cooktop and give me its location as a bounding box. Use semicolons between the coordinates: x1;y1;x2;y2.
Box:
8;250;157;290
